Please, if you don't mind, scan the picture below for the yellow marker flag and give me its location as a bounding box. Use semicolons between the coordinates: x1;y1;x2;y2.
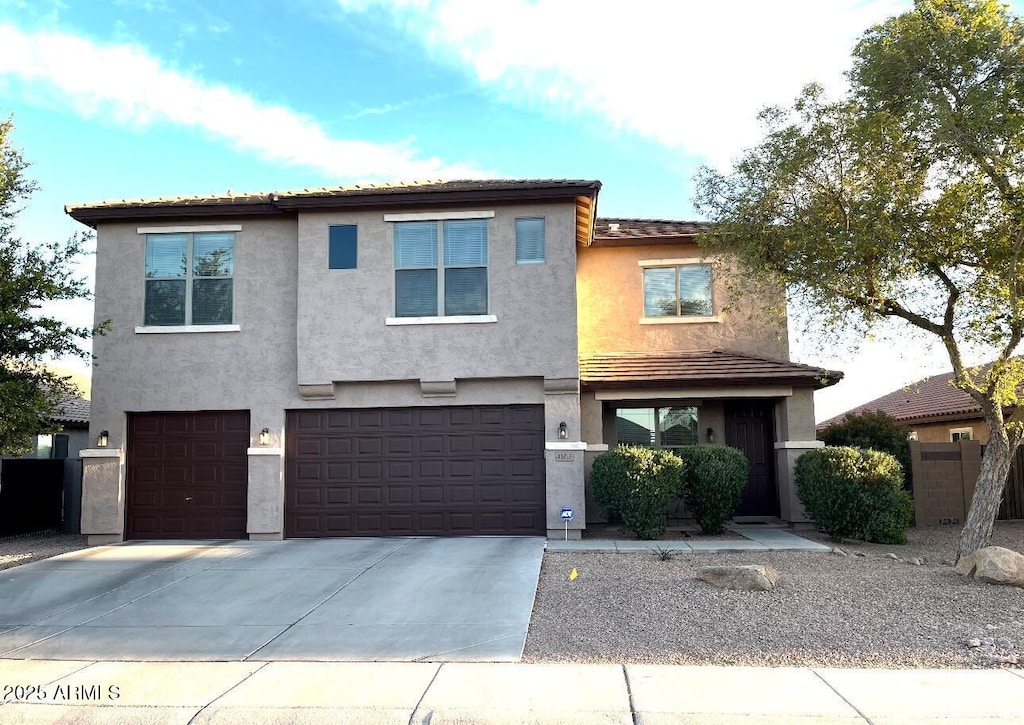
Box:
569;567;578;581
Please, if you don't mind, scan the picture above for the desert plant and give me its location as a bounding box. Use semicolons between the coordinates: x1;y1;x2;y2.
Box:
677;445;749;534
795;446;912;543
590;446;683;540
652;545;676;561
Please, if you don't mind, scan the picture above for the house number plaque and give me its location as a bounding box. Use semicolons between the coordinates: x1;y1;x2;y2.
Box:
554;452;576;462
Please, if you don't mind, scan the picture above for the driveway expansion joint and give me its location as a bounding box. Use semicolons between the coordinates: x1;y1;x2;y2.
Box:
811;668;875;724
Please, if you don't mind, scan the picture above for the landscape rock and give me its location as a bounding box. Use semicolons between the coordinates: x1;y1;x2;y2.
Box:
968;638;982;648
831;547;847;556
903;557;922;566
698;565;779;592
854;551;867;557
955;547;1024;587
886;553;899;560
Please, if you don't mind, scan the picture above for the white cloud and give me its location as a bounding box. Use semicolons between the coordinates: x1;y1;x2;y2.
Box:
337;0;910;167
0;22;483;180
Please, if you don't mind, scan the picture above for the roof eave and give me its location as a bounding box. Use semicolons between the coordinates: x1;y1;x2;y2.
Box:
66;202;284;228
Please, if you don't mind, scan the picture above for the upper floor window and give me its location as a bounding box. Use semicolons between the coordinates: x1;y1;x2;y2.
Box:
515;217;545;263
145;232;234;325
394;219;488;317
950;427;973;442
329;225;358;269
643;263;713;317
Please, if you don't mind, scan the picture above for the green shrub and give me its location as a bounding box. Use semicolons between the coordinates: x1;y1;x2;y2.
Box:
678;445;748;534
818;410;911;487
795;446;912;543
590;446;683;539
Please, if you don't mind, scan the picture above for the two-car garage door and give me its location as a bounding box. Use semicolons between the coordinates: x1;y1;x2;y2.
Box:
125;405;546;539
284;405;546;537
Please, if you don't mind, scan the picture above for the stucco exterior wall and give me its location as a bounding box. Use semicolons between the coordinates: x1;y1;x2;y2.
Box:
908;417;988;444
576;242;788;358
296;202;579;387
86;202;583;540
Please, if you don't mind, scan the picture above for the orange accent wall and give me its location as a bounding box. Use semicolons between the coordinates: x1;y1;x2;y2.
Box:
576;241;789;358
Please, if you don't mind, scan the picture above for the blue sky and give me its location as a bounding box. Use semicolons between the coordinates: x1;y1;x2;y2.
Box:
1;0;1014;420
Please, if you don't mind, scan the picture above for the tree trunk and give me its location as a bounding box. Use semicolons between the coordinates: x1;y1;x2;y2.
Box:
956;428;1015;561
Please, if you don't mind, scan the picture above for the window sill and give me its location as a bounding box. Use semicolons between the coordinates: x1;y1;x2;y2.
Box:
385;315;498;326
135;325;242;334
639;316;721;325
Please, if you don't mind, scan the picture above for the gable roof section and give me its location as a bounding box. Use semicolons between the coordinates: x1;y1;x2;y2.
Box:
579;350;842;390
818;367;986;428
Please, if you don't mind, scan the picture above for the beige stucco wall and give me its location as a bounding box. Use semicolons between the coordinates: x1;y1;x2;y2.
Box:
576;242;788;358
909;418;988;444
86;202;584;541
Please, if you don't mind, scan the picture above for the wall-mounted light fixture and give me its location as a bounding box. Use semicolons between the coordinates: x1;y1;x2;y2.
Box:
97;430;109;448
258;428;270;446
706;427;715;444
558;421;568;440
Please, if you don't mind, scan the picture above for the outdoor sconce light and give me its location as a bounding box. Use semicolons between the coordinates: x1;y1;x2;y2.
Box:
706;427;715;444
558;421;568;440
97;430;109;448
258;428;270;446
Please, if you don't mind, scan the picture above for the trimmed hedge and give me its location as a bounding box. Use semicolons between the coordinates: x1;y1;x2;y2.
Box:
678;445;749;534
590;446;684;540
795;446;912;544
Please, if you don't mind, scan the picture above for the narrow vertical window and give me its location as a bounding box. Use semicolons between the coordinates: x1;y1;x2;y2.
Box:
515;217;545;263
328;225;358;269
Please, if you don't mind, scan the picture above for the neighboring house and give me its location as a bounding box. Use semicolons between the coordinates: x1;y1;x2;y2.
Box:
818;365;994;444
3;395;91;460
66;180;840;544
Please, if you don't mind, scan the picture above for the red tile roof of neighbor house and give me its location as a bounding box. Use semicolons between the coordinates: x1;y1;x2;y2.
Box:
65;179;603;226
817;365;992;429
579;350;843;390
594;218;710;239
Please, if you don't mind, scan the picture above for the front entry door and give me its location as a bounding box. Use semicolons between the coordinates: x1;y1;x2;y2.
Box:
724;400;779;517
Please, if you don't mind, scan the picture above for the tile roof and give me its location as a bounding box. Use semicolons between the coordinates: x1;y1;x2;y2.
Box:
594;218;710;239
66;179;601;215
54;395;90;425
818;366;989;428
579;350;842;390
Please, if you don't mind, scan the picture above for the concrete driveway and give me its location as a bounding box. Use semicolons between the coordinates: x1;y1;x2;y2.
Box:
0;536;545;662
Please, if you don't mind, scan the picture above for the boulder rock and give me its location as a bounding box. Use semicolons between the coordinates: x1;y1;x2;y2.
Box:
955;546;1024;587
698;565;779;592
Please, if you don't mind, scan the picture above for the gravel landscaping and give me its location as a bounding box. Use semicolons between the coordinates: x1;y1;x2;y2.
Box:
525;521;1024;668
0;531;92;570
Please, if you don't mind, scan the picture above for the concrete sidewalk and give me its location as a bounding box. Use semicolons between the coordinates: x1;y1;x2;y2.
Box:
1;660;1022;723
546;526;832;553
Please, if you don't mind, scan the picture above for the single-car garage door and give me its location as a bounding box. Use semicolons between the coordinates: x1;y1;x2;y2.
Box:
126;411;249;539
285;405;545;537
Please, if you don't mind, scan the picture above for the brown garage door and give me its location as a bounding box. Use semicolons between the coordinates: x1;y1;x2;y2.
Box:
285;405;545;537
126;411;249;539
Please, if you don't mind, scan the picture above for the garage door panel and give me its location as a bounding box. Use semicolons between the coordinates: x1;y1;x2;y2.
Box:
285;405;545;537
127;411;249;540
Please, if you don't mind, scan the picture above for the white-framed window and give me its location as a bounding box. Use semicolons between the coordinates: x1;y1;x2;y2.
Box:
515;217;545;263
643;263;713;317
145;232;235;325
393;219;488;317
950;427;973;442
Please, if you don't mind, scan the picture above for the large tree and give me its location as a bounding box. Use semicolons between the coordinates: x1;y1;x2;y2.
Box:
0;113;93;455
694;0;1024;560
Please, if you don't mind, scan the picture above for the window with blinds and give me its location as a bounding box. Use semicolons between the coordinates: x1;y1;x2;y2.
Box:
144;232;235;325
515;217;545;263
394;219;488;317
643;263;713;317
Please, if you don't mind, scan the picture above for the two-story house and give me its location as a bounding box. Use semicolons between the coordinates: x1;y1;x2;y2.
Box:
66;179;839;544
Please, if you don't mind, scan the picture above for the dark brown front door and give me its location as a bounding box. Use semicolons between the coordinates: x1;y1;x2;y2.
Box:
285;405;546;537
724;400;779;517
126;411;249;539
